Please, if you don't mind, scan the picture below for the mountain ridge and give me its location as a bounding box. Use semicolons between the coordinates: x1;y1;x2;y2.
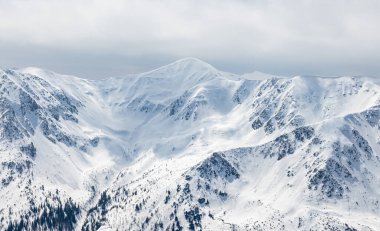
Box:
0;59;379;230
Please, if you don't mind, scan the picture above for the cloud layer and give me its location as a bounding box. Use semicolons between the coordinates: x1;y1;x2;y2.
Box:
0;0;379;78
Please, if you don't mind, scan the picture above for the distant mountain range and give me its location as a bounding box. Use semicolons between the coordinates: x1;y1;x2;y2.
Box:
0;58;379;230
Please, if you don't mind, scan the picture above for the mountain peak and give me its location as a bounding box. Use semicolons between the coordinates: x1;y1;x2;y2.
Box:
142;57;218;77
172;57;212;67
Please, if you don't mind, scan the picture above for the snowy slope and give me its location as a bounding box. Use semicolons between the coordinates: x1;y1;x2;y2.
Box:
0;58;379;230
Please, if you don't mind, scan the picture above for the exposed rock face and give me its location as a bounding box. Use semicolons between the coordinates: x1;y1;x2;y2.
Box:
195;153;240;182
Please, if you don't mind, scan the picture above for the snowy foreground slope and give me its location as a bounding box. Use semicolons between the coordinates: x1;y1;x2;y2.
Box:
0;58;379;230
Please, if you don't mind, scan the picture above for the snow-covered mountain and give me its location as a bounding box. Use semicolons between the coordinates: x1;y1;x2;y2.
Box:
0;58;379;230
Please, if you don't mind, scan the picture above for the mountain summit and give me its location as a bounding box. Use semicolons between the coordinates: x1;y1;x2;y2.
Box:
0;60;379;230
150;57;217;72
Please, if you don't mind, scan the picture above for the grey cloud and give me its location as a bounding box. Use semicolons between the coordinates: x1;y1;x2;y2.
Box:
0;0;379;78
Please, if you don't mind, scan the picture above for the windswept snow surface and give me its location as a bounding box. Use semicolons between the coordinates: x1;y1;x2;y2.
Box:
0;58;380;230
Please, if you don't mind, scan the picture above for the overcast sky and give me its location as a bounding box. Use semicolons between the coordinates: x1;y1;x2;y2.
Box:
0;0;379;79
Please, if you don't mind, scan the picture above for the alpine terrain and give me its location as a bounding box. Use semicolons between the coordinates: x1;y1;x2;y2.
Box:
0;58;379;231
